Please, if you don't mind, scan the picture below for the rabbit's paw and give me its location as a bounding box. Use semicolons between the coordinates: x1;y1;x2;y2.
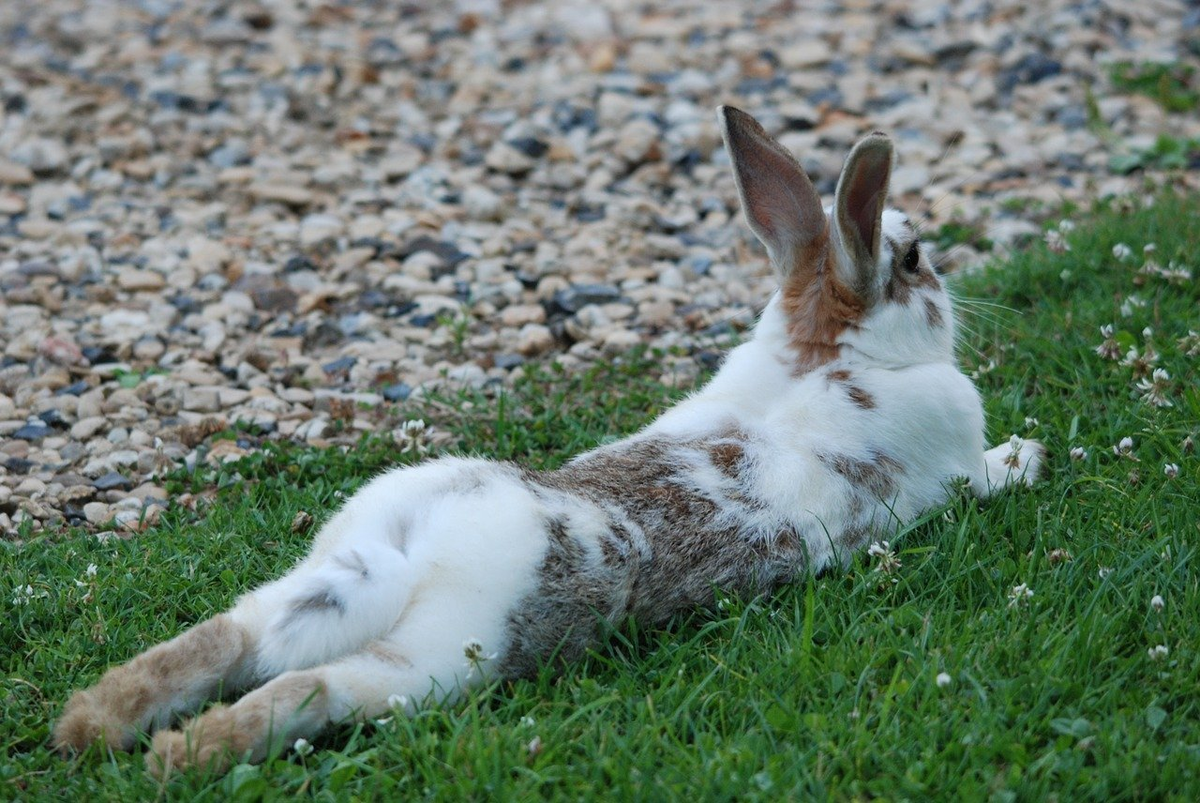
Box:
983;435;1046;493
53;688;136;754
146;707;238;778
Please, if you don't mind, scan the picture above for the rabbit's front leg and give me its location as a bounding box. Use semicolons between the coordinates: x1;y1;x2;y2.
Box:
973;436;1046;498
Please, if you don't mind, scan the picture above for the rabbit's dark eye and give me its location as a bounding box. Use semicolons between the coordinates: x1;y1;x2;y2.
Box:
902;243;921;273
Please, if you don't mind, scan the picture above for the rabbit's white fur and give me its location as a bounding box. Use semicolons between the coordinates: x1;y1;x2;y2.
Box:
54;107;1043;774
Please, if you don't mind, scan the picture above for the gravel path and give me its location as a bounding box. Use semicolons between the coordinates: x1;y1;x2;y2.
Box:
1;0;1198;535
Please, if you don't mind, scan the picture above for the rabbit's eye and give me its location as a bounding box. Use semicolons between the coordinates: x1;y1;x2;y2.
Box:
902;243;921;273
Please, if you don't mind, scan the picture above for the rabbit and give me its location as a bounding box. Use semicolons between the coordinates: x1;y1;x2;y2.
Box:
53;105;1043;775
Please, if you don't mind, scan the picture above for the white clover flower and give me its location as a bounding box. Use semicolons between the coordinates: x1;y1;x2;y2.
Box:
1007;583;1034;608
1004;435;1024;469
1160;261;1193;284
387;694;408;710
1136;368;1172;408
1058;219;1077;233
1150;595;1165;612
394;419;433;455
1095;324;1121;360
86;564;97;578
1148;644;1169;661
1120;344;1159;377
936;672;952;688
1046;548;1072;564
12;584;48;606
1069;446;1088;461
463;637;487;661
462;637;497;676
867;541;901;575
969;359;997;380
1024;417;1039;429
1113;437;1135;458
1045;229;1070;253
1178;331;1200;357
1112;243;1133;261
527;736;543;757
293;738;314;756
1119;294;1147;317
520;716;536;727
1164;463;1179;479
1144;243;1157;255
1139;259;1162;278
1098;567;1114;580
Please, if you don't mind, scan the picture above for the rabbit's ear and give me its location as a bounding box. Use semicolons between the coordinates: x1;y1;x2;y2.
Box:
719;106;828;277
832;133;893;294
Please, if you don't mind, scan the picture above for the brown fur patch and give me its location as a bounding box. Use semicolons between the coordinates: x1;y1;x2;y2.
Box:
708;441;744;478
885;253;941;305
826;369;876;410
884;273;912;304
923;297;944;328
821;451;903;499
779;232;867;375
837;526;873;551
503;434;803;678
775;524;801;552
288;588;345;618
846;386;876;410
915;266;941;290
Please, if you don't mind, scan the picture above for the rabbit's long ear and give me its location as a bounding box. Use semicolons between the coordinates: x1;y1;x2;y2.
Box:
719;106;828;278
832;133;893;295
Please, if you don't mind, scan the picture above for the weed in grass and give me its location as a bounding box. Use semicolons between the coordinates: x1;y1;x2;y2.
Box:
1109;61;1199;114
1109;134;1200;175
4;194;1200;799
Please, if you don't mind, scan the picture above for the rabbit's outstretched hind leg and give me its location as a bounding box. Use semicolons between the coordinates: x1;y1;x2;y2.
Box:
53;541;413;755
146;590;503;776
53;612;253;754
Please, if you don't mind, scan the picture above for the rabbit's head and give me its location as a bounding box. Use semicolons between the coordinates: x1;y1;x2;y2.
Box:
719;105;953;373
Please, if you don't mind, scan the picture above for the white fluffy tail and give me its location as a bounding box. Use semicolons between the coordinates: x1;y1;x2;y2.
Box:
254;542;414;677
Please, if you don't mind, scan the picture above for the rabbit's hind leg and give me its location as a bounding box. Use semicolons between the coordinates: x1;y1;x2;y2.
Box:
146;589;507;776
53;608;255;754
52;541;413;755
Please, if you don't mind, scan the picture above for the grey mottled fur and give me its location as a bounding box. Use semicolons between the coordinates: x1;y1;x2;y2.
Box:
497;433;813;678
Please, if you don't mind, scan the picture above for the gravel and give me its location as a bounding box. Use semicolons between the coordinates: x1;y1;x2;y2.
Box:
1;0;1198;535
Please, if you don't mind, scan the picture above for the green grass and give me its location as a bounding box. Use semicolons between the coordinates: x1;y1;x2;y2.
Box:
1109;61;1199;114
931;220;994;253
4;194;1199;800
1109;134;1200;175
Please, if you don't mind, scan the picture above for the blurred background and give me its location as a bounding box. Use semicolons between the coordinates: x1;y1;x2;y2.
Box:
0;1;1197;529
